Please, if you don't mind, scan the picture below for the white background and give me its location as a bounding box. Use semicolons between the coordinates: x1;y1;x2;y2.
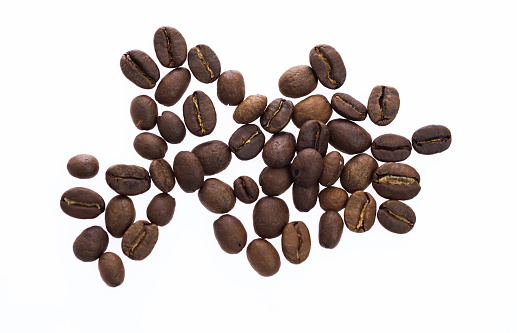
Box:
1;1;516;332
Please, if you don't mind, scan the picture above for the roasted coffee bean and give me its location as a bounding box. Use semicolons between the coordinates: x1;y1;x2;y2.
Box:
344;191;376;233
319;211;344;249
213;214;247;254
327;119;372;155
105;195;135;238
331;93;367;121
98;252;125;287
155;67;191;107
153;26;187;68
73;226;109;262
278;65;318;98
105;164;151;196
340;153;378;193
319;151;344;187
120;50;160;89
318;186;348;211
292;94;332;128
188;44;221;83
259;166;293;196
367;85;400;126
228;124;265;160
412;125;452;155
378;200;416;234
121;220;159;260
217;70;245;106
372;162;421;200
233;176;259;204
67;154;99;179
157;111;186;144
371;134;412;162
291;148;323;187
292;182;319;212
260;98;294;134
130;95;158;130
309;44;346;89
149;158;175;193
191;140;231;175
133;132;168;160
60;187;105;219
281;221;311;264
253;196;289;239
173;151;204;193
198;178;236;214
247;238;281;277
297;120;329;156
233;94;268;124
262;132;296;168
183;90;217;136
147;193;176;227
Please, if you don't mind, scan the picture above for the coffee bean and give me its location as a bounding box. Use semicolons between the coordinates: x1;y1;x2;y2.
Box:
246;238;281;277
153;26;187;68
183;90;217;136
172;151;204;193
412;125;452;155
155;67;191;107
297;120;329;156
60;187;105;219
105;164;151;196
292;182;319;212
278;65;318;98
191;140;231;175
378;200;416;234
217;70;245;106
130;95;158;130
149;158;175;193
120;50;160;89
319;211;344;249
146;193;175;227
372;162;421;200
67;154;99;179
319;151;344;187
367;85;400;126
157;111;186;144
188;44;221;83
292;94;332;128
281;221;311;264
291;148;323;187
233;94;268;124
340;153;378;193
121;220;159;261
253;196;289;239
371;134;412;162
228;124;265;160
73;226;109;262
198;178;236;214
309;44;346;89
262;132;296;168
318;186;348;211
213;214;247;254
259;166;293;196
98;252;125;287
331;93;367;121
105;195;135;238
260;98;294;134
327;119;372;155
344;191;376;233
133;132;168;160
233;176;259;204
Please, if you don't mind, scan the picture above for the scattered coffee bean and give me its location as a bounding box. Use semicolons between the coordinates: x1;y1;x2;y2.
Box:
147;193;176;226
198;178;236;214
155;67;191;107
213;214;247;254
153;26;187;68
292;94;332;128
371;134;412;162
157;111;186;144
260;98;294;134
318;186;348;211
372;162;421;200
412;125;452;155
120;49;160;89
133;132;168;160
149;158;175;193
319;211;344;249
259;166;293;196
367;85;400;126
377;200;416;234
319;151;344;187
105;164;151;196
297;120;329;156
105;195;135;238
60;187;105;219
130;95;158;130
327;119;372;155
246;238;281;277
67;154;99;179
121;220;159;261
262;132;296;168
340;153;378;193
191;140;232;175
217;70;245;106
309;44;346;89
188;44;221;83
73;226;109;262
182;90;217;137
173;151;204;193
291;148;323;187
281;221;311;264
292;182;319;212
253;196;289;239
331;93;367;121
233;176;259;204
278;65;318;98
344;191;376;233
228;124;265;160
233;94;268;124
98;252;125;287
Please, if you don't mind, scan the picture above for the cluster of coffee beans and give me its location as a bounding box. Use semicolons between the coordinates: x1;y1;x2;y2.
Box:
60;26;452;285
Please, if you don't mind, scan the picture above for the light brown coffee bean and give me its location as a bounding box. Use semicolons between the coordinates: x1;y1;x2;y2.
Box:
278;65;318;98
246;238;281;277
292;94;332;128
233;94;268;124
318;186;348;211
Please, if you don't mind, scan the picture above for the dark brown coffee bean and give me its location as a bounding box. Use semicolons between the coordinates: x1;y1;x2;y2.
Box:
217;70;245;106
309;44;346;89
120;50;160;89
412;125;452;155
153;26;187;68
291;148;323;187
259;166;293;196
371;134;412;162
318;186;348;211
228;124;265;160
67;154;99;179
146;193;175;227
281;221;311;264
98;252;125;287
188;44;221;83
213;214;247;254
292;182;319;212
340;153;378;193
292;94;332;128
105;164;151;196
297;120;329;156
182;90;217;136
260;98;294;134
233;94;268;124
247;239;281;277
262;132;296;168
367;85;400;126
278;65;318;98
121;220;159;260
331;93;367;121
372;162;421;200
173;151;204;193
378;200;416;234
60;187;105;219
130;95;158;130
73;226;109;262
155;67;191;107
149;158;175;193
191;140;231;175
157;111;186;144
198;178;236;214
327;119;372;155
344;191;376;233
319;151;344;187
133;132;168;160
319;211;344;249
233;176;259;204
253;196;289;239
105;195;135;238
